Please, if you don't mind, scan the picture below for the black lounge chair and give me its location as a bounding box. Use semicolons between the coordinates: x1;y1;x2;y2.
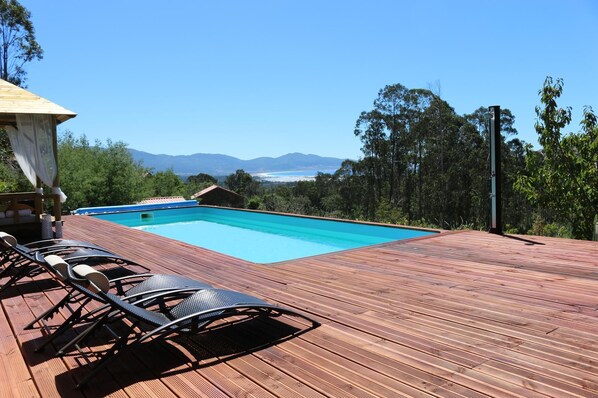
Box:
30;254;212;354
58;264;319;389
0;231;121;271
0;231;109;262
14;233;108;251
0;233;147;293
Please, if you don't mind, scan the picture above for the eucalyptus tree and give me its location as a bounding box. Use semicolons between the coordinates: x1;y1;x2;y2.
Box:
412;96;464;227
0;0;43;185
401;88;435;221
333;159;367;219
354;109;390;211
355;84;484;227
372;84;409;205
0;0;43;86
354;84;432;215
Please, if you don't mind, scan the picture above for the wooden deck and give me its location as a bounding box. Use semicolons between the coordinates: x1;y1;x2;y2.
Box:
2;214;598;397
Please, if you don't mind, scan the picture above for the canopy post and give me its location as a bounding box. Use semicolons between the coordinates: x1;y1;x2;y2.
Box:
51;115;61;222
35;176;43;217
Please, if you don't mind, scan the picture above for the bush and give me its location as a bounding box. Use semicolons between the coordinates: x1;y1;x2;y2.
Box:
246;196;261;210
375;199;407;225
528;215;572;238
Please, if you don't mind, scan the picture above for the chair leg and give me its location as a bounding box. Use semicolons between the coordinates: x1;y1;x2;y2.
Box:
57;311;111;356
34;303;87;352
75;322;139;389
24;293;74;330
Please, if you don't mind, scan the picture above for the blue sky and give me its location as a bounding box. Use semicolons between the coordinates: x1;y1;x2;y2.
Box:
22;0;598;160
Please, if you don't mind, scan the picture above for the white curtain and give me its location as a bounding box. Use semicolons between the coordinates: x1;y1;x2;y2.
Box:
5;114;67;202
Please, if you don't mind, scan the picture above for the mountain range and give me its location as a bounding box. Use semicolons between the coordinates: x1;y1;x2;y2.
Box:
129;149;345;176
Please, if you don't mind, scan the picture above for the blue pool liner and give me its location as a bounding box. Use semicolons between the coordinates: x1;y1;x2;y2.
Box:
74;200;198;215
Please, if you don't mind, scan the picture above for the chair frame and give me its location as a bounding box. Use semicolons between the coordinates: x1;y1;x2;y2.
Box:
30;255;211;354
57;266;319;389
0;235;147;292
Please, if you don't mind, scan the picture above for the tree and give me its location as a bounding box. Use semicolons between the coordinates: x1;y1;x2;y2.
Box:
186;173;216;186
354;84;412;208
96;140;148;206
56;133;98;211
0;129;29;192
0;0;43;86
58;132;149;211
0;1;43;185
354;109;389;214
224;169;260;198
146;169;185;198
464;107;530;232
351;82;533;232
515;77;598;239
0;131;12;164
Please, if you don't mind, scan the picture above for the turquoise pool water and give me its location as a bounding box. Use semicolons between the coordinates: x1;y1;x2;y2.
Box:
93;207;435;263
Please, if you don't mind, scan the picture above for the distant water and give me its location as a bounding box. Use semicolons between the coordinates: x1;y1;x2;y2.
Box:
253;169;337;182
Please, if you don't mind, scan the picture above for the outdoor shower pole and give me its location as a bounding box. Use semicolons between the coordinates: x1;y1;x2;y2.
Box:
489;105;502;235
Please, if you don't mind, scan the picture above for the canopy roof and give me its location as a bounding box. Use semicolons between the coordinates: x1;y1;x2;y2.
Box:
0;79;76;126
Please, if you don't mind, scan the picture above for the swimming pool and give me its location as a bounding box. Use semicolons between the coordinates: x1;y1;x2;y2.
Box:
92;207;436;263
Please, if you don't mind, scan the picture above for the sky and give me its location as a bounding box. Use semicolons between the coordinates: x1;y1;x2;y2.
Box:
20;0;598;160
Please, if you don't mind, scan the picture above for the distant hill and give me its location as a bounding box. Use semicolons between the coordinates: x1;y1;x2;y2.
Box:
129;149;345;176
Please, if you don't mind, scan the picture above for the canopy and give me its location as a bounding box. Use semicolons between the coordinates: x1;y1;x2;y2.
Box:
0;79;76;126
0;79;77;221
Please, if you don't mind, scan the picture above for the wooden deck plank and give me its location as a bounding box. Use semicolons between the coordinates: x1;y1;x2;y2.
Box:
9;285;131;397
1;214;598;397
0;301;39;398
301;326;487;398
307;323;542;398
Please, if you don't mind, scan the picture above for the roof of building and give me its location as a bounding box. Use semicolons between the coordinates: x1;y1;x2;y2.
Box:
191;185;243;200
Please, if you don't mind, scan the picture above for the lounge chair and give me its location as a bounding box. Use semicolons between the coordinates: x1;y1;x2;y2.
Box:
1;231;119;271
30;254;212;353
57;262;320;389
0;231;110;261
0;233;147;293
